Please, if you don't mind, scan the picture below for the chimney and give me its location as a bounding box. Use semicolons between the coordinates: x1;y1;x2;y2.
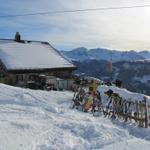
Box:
15;32;21;42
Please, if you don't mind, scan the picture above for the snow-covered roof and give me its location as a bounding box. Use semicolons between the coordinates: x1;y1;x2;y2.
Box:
0;39;76;71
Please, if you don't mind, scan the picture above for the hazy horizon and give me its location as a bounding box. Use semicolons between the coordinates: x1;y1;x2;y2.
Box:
60;46;150;52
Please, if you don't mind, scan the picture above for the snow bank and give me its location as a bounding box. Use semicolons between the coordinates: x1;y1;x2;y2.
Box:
0;83;150;150
98;85;150;104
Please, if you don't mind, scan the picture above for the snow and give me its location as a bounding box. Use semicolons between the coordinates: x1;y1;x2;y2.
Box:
61;47;150;62
0;40;75;70
0;83;150;150
133;75;150;86
98;85;150;104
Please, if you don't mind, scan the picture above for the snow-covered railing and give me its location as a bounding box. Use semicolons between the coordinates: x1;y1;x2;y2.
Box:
72;84;150;128
102;92;149;128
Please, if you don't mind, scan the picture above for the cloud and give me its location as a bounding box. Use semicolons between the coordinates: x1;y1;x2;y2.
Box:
1;0;150;51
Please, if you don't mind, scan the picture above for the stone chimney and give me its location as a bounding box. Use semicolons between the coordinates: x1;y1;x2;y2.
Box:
15;32;21;42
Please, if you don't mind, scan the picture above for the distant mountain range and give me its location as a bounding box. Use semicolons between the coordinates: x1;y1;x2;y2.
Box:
61;47;150;95
61;47;150;62
73;60;150;95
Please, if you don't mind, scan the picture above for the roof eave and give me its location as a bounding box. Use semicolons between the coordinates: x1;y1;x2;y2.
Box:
6;66;77;74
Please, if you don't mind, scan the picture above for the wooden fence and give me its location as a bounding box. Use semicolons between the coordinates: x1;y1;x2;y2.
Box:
72;86;150;128
102;93;150;128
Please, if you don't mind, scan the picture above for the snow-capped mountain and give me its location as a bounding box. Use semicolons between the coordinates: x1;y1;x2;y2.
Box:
61;47;150;62
138;50;150;59
61;47;90;61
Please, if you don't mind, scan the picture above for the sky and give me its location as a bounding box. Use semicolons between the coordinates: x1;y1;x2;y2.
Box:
1;0;150;51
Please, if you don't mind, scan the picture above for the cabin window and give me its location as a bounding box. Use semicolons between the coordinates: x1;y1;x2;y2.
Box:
16;74;24;82
28;74;39;82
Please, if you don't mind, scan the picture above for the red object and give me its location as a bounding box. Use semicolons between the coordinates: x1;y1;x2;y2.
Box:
108;54;112;73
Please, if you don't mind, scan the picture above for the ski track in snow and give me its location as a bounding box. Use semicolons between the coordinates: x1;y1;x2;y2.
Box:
0;83;150;150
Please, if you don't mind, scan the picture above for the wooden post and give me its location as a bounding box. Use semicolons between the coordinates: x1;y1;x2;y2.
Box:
124;101;128;122
136;101;140;126
138;101;144;127
111;97;116;119
136;101;139;123
144;97;148;128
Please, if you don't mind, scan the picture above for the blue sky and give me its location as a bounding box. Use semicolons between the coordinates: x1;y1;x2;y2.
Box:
1;0;150;51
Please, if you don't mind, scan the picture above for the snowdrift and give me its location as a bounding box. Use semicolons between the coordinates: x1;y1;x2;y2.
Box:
0;83;150;150
98;85;150;104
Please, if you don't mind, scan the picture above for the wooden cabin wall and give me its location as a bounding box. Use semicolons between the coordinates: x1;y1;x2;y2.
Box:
0;62;15;85
0;67;73;87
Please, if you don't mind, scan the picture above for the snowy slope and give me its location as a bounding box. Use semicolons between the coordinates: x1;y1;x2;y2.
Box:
98;85;150;103
133;75;150;87
0;83;150;150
